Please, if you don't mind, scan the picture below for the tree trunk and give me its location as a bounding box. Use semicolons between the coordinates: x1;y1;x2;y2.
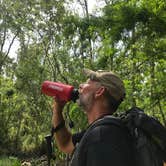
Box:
14;110;22;151
131;29;136;107
150;56;155;116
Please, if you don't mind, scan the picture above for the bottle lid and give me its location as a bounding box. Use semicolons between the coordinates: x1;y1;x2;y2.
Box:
71;89;79;102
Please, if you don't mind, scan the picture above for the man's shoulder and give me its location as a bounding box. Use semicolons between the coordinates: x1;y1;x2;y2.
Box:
83;116;128;143
71;116;134;166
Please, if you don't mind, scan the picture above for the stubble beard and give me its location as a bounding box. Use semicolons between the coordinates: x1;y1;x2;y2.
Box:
77;92;95;113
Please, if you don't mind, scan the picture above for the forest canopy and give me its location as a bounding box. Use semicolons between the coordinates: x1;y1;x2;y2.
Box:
0;0;165;161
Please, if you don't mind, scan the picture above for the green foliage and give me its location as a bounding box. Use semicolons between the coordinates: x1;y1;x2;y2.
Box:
0;156;21;166
0;0;166;162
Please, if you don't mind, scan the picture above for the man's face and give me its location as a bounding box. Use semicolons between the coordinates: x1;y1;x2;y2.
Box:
77;79;101;112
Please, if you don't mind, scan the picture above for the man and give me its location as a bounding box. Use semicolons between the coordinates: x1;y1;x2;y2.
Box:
51;69;134;166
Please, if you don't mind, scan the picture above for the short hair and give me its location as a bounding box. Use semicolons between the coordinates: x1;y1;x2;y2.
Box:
103;89;125;113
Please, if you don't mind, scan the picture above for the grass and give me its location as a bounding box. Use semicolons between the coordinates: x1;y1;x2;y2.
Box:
0;156;21;166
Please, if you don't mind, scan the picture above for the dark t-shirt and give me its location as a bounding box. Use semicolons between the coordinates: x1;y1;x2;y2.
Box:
71;117;134;166
72;130;85;146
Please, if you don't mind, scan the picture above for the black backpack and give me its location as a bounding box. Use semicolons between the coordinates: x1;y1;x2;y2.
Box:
72;107;166;166
117;107;166;166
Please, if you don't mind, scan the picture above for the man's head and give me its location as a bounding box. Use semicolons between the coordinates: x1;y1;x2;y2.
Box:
79;69;126;113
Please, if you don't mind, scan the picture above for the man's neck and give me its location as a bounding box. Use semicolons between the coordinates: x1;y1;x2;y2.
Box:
87;102;112;124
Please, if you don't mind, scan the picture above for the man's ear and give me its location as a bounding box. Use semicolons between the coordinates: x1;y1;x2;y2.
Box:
95;87;105;98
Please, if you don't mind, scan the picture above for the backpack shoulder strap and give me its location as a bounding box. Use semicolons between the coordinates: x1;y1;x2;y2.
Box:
87;115;124;135
79;115;125;146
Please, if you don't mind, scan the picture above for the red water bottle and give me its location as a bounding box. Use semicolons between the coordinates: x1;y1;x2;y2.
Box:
41;81;79;102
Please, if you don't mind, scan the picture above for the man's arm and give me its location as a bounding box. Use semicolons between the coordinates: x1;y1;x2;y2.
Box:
52;100;75;154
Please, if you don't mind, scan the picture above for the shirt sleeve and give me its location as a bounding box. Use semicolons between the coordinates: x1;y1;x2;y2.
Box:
72;130;86;146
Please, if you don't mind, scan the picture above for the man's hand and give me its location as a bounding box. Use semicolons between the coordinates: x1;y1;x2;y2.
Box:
52;97;65;127
52;97;66;113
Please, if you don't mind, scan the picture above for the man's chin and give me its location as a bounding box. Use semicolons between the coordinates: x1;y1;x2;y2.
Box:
76;99;80;105
76;99;85;109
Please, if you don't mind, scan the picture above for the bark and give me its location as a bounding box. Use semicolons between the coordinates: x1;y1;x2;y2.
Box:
131;28;136;107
